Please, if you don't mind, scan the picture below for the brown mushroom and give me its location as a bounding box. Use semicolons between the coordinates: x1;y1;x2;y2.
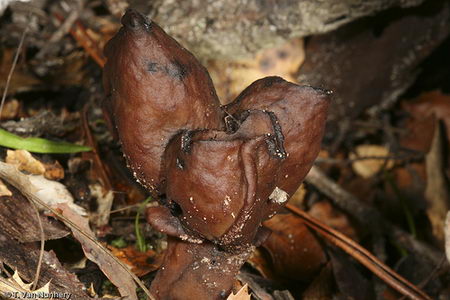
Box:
149;237;252;300
103;10;330;300
148;77;330;251
102;9;224;193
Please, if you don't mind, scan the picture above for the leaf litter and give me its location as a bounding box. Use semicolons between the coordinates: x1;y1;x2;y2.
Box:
0;1;450;299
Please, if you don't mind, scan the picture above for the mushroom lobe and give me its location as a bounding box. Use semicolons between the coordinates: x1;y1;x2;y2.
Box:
102;9;224;193
161;78;330;250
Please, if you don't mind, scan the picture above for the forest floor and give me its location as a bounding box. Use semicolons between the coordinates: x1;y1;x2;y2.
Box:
0;1;449;299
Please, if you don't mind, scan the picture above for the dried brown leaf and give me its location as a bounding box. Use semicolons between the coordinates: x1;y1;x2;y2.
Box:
43;160;64;180
0;161;150;300
401;91;450;152
262;214;326;281
0;49;41;95
308;201;357;241
0;98;19;120
107;245;162;277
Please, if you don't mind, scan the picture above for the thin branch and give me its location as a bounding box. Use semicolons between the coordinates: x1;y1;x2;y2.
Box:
0;26;28;121
305;165;445;266
29;200;45;291
0;261;12;278
286;203;431;300
35;9;80;60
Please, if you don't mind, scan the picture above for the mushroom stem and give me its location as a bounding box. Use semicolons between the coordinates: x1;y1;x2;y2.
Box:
150;237;252;300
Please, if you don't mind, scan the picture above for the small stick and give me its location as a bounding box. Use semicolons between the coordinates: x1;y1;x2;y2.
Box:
30;200;45;291
286;203;431;300
0;25;28;121
305;165;444;266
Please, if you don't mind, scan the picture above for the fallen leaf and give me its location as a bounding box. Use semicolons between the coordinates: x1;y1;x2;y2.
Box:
247;248;276;280
108;245;162;277
289;184;307;208
0;48;41;95
425;121;450;243
6;149;46;175
28;174;86;216
262;213;327;282
0;161;144;299
0;270;50;300
301;262;334;300
308;201;357;241
227;283;251;300
350;145;394;178
330;250;372;299
298;7;450;125
401;90;450;152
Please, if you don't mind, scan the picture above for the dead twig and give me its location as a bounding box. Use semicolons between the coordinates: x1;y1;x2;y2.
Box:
35;9;81;60
0;261;12;277
286;203;432;300
0;25;28;121
315;153;423;166
305;165;445;266
53;12;106;67
29;199;45;291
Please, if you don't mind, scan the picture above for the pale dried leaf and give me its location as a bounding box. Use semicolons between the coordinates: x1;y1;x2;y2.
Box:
6;149;45;175
425;121;450;243
28;174;86;216
227;284;251;300
0;178;12;196
90;183;114;226
0;270;50;300
12;270;32;290
350;145;394;178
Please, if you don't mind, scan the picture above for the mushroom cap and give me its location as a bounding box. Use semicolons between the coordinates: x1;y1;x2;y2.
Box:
102;9;223;192
160;77;330;250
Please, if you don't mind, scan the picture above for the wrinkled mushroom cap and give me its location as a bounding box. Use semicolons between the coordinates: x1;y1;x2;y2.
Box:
103;9;223;192
153;77;330;250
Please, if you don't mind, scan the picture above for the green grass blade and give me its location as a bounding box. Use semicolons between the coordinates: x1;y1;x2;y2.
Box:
0;128;92;153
